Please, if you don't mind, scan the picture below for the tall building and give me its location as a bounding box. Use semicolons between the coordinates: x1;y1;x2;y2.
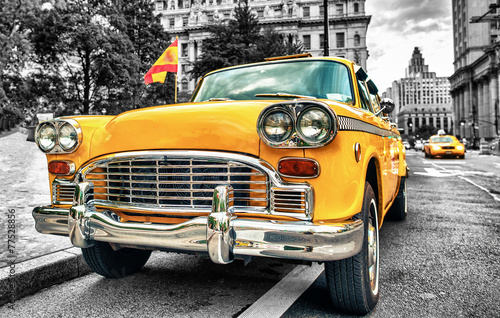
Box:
449;0;500;146
154;0;371;93
386;47;452;136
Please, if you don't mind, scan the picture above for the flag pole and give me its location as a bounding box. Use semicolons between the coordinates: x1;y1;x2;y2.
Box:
174;36;178;103
175;74;178;103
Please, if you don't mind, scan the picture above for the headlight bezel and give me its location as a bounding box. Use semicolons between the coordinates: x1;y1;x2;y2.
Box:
257;101;338;148
296;106;335;145
35;118;82;154
36;123;57;152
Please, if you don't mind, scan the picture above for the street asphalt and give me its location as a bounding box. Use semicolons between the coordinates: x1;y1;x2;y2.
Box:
0;127;499;307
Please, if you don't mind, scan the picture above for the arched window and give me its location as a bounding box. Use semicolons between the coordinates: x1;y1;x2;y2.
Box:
181;79;189;91
354;34;360;46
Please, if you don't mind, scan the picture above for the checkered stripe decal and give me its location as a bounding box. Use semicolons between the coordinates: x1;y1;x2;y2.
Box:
338;116;396;137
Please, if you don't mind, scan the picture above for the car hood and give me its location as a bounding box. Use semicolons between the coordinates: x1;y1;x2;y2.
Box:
89;101;272;158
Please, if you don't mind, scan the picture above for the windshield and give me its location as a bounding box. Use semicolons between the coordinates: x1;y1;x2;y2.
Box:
430;136;453;143
192;60;353;103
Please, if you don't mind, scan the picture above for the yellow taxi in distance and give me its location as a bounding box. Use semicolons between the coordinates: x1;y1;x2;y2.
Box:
424;135;465;159
32;54;408;315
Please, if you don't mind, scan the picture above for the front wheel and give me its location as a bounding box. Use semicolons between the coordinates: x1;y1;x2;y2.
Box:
324;182;379;315
82;241;152;278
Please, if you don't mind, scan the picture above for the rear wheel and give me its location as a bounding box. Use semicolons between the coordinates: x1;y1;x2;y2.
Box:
324;182;379;315
386;176;407;221
82;241;152;278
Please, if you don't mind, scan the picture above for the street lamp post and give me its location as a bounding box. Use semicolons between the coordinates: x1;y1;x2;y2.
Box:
323;0;329;56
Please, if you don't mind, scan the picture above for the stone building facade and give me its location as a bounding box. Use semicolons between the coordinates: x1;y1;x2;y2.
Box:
449;0;500;146
385;47;452;137
154;0;371;94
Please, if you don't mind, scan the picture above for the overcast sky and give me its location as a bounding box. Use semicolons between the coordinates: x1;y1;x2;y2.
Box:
364;0;454;92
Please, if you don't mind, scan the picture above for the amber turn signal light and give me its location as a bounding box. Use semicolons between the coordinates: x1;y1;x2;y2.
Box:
278;158;319;178
48;161;75;175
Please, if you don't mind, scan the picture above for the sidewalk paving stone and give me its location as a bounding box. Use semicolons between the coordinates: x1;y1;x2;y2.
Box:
0;131;88;305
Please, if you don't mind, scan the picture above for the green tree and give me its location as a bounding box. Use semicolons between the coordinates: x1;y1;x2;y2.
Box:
116;0;175;109
28;0;136;115
190;0;303;79
0;0;40;107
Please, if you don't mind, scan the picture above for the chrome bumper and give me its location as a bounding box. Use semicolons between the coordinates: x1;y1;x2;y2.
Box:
33;183;364;264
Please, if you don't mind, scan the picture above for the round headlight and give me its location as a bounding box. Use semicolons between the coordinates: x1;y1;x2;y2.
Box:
262;111;293;142
297;108;332;143
37;124;57;152
58;123;78;151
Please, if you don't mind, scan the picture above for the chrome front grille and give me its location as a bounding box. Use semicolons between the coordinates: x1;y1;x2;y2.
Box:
82;156;268;211
273;189;307;214
52;180;76;205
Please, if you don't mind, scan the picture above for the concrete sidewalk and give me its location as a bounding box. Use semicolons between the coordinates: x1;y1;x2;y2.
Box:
0;131;90;306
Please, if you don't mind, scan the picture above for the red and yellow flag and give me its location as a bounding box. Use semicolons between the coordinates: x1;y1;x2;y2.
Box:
144;38;178;85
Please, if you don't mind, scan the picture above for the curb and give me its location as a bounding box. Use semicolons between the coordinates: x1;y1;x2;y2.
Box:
0;247;91;306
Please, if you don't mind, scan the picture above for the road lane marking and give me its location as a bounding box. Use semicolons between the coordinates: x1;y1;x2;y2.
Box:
238;263;324;318
421;161;500;202
459;176;500;202
414;168;458;177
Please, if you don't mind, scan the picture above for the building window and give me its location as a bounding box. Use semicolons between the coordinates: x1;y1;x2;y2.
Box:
354;3;359;12
319;5;324;16
169;18;175;28
303;6;310;17
183;17;188;26
336;33;345;48
182;43;188;57
336;4;343;15
257;10;264;18
354;34;360;46
182;79;189;91
156;1;164;11
320;34;324;49
303;35;311;50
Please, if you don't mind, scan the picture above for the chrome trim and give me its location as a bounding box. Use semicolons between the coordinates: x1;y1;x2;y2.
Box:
52;179;77;205
277;157;320;179
68;182;94;248
207;185;236;264
257;101;339;148
33;200;364;263
35;118;83;154
76;150;314;221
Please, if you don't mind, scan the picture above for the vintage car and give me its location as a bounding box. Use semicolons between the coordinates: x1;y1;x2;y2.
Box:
424;135;465;159
32;55;408;315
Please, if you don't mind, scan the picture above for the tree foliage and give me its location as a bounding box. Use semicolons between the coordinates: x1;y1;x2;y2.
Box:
190;0;303;79
26;0;173;115
0;0;40;106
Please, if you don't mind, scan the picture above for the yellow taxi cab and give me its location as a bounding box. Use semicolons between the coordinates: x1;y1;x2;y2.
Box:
424;134;465;159
32;54;408;315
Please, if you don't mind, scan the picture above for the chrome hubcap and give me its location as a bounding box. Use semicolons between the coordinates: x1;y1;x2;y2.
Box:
367;198;379;295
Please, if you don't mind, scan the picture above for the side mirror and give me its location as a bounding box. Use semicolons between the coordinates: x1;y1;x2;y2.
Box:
375;98;395;116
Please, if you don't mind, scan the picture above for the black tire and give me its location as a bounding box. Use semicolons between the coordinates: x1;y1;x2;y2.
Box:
82;241;152;278
324;182;379;315
386;176;407;221
424;151;428;158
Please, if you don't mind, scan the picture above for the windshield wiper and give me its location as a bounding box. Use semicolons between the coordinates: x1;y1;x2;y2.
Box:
207;98;232;101
254;92;316;100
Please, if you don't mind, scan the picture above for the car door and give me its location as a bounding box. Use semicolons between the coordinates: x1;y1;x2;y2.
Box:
356;73;399;209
